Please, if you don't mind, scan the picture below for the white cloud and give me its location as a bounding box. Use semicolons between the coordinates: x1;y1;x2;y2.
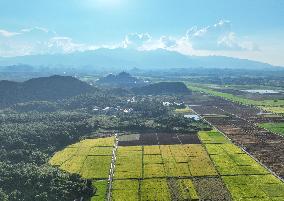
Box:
218;32;259;51
123;33;151;48
0;29;21;37
0;40;35;57
136;19;258;54
21;26;50;33
0;20;260;60
185;19;258;51
47;37;86;53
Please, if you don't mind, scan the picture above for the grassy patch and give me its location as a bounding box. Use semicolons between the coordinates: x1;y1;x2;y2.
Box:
259;122;284;136
60;155;86;174
69;137;114;148
181;145;217;176
144;163;166;178
49;137;114;179
144;154;163;164
175;106;193;114
112;180;139;201
210;152;268;175
115;146;142;179
89;146;113;156
177;179;199;200
144;145;161;155
49;147;78;166
111;190;139;201
223;175;284;200
200;130;268;175
159;144;217;177
141;179;171;201
91;180;108;201
205;143;268;175
81;156;112;179
198;130;230;144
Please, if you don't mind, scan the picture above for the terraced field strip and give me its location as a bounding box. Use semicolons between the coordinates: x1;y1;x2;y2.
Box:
198;130;284;201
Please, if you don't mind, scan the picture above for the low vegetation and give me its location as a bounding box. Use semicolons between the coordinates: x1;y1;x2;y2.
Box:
259;122;284;136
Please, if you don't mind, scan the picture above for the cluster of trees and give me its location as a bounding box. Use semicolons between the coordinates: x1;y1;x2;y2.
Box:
0;111;94;200
132;82;191;95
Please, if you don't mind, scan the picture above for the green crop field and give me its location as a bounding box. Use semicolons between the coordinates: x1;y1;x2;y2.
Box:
198;130;231;144
222;175;284;201
175;106;193;114
91;180;108;201
141;179;171;201
199;130;284;200
49;147;78;166
115;146;142;179
259;122;284;136
187;84;284;114
176;179;199;200
49;131;284;200
112;180;139;201
81;155;112;179
49;136;114;178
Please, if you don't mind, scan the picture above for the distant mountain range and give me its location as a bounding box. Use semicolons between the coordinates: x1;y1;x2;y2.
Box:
0;48;282;70
0;75;94;108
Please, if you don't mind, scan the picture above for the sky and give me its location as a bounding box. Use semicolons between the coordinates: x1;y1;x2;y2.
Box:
0;0;284;66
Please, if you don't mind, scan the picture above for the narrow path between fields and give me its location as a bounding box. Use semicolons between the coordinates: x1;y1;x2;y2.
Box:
107;134;118;201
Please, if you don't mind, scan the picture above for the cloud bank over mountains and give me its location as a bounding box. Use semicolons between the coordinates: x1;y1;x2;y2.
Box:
0;20;264;64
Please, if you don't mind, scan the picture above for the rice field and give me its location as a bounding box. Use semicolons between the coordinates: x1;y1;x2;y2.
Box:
49;136;114;179
49;131;284;200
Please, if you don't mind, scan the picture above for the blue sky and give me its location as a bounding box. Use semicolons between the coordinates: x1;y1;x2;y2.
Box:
0;0;284;66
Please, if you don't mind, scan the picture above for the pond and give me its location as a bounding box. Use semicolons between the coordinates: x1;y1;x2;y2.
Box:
242;89;282;94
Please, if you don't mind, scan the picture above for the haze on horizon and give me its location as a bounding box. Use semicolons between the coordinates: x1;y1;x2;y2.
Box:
0;0;284;66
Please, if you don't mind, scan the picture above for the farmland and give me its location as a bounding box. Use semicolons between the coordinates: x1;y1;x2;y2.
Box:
185;90;284;179
50;137;115;179
187;84;284;115
49;129;284;200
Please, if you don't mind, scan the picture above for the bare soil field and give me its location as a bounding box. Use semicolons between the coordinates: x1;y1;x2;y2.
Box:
118;132;201;146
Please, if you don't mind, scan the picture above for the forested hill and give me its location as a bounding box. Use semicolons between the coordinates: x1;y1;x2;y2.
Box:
132;82;191;95
96;72;148;88
0;75;94;107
